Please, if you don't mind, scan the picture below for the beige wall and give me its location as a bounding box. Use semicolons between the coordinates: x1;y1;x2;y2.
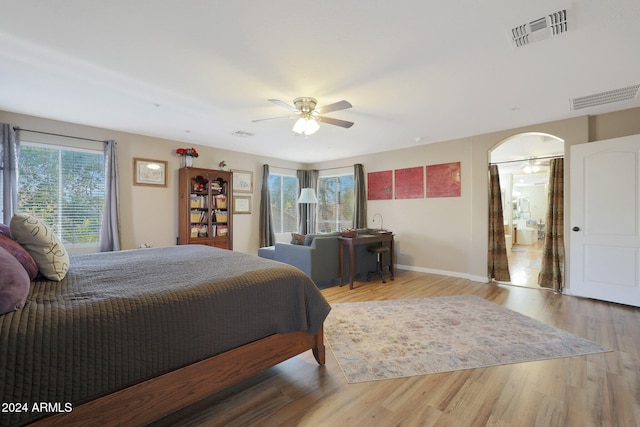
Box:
589;107;640;142
312;137;474;277
313;107;640;285
0;110;305;254
3;107;640;286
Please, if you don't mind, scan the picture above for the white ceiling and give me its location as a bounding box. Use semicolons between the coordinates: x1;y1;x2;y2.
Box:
1;1;639;163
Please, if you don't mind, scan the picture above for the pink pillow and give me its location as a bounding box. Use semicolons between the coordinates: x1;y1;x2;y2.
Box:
0;233;38;280
0;246;30;315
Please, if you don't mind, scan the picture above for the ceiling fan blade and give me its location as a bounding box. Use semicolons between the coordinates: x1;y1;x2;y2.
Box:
268;99;298;112
316;100;352;114
317;116;354;128
251;115;296;123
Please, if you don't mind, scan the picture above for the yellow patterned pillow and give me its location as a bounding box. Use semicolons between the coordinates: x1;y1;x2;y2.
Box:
10;213;69;281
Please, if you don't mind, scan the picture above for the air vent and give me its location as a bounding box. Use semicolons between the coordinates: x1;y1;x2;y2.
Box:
571;84;640;110
232;130;255;137
511;9;568;47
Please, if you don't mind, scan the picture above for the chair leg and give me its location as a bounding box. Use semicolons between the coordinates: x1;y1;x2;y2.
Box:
366;251;386;283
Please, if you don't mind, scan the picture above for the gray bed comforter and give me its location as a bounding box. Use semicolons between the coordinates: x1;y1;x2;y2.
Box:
0;245;331;426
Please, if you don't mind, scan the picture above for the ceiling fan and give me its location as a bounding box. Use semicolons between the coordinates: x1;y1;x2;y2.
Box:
252;97;354;136
522;157;543;173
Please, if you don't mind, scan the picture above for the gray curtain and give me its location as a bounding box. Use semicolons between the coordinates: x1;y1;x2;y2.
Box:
353;163;367;228
538;158;565;292
487;164;511;281
297;169;318;234
259;164;275;247
99;140;121;251
1;124;19;224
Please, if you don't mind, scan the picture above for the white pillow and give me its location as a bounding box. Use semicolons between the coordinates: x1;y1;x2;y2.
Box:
10;213;69;281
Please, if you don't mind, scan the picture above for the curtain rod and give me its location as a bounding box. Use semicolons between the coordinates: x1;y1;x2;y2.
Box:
270;164;354;172
321;165;356;171
490;155;563;166
14;127;106;143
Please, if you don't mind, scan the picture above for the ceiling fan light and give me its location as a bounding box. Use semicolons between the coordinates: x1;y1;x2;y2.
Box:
306;118;320;134
292;117;319;135
292;118;306;134
523;165;533;173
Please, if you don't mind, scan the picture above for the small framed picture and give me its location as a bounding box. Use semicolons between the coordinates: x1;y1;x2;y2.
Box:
233;196;252;214
133;158;168;187
232;170;253;193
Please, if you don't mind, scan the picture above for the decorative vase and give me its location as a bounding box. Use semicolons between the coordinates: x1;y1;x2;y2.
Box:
183;155;194;168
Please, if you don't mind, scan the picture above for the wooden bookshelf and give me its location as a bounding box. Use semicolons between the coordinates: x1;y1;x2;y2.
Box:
178;167;232;249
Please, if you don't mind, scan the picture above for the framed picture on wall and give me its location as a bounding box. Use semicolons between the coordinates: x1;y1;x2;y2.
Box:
133;158;168;187
232;170;253;193
233;196;251;214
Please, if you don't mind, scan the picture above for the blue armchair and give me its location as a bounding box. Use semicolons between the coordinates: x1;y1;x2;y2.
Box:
258;231;377;288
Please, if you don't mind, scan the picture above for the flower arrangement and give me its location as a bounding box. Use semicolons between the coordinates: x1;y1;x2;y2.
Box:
176;147;199;157
218;160;227;169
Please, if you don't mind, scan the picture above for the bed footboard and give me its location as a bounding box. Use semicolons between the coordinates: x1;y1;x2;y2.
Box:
29;327;325;427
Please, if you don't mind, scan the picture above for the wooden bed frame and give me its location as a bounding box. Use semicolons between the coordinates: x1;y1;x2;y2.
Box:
30;327;325;427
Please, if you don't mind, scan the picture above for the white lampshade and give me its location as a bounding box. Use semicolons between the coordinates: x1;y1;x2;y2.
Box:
297;188;318;204
292;117;320;136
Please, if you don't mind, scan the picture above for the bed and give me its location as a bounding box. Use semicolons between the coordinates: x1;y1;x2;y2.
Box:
0;245;331;427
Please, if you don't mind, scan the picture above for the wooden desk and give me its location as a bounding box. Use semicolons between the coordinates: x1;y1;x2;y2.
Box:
338;233;395;290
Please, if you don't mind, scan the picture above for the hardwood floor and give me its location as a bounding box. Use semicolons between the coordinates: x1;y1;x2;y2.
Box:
154;271;640;427
507;241;543;288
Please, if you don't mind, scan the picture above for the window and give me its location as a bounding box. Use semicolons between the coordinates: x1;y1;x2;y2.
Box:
17;142;105;247
268;172;298;234
317;173;354;233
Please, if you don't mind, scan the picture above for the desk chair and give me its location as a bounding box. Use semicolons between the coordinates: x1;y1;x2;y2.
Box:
366;244;393;283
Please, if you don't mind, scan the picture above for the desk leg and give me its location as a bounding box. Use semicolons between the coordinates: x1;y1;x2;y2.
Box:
389;238;395;280
348;244;355;290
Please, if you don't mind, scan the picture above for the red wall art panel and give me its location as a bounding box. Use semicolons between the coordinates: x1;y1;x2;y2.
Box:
426;161;461;198
394;166;424;199
367;170;393;200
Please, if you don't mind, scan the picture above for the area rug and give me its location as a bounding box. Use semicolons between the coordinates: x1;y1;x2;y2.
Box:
324;295;610;383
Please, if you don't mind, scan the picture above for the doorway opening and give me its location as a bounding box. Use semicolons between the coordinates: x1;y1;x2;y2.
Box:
490;133;564;288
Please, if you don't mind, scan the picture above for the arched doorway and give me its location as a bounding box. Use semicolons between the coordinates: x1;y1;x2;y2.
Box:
489;133;564;287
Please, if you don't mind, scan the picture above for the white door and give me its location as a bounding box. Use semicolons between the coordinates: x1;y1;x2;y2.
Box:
570;134;640;307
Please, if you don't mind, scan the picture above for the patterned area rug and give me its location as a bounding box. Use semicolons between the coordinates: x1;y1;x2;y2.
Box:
325;295;610;383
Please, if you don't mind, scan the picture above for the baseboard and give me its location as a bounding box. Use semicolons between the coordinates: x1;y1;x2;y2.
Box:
395;264;489;283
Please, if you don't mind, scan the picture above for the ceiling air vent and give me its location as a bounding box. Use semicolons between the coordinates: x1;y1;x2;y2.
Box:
571;84;640;111
511;9;568;47
232;130;255;137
